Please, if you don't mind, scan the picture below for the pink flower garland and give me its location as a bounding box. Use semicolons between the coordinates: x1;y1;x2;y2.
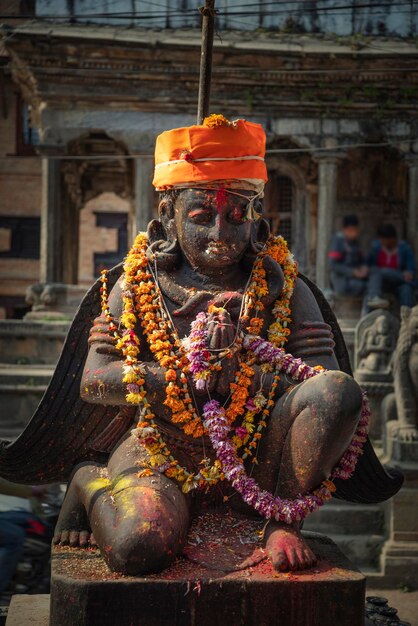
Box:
202;335;370;524
183;312;212;391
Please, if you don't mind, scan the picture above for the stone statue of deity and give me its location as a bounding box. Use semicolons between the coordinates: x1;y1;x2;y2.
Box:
0;115;402;576
382;305;418;442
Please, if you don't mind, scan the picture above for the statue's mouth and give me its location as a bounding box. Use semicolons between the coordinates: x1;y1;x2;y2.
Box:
205;242;233;257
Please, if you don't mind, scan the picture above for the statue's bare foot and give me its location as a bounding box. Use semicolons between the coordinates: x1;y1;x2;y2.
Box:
264;521;316;571
53;480;92;548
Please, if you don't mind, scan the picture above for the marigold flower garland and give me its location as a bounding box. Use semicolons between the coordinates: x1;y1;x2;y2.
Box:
99;232;369;516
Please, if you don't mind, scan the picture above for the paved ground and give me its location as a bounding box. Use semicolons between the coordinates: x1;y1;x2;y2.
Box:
367;588;418;625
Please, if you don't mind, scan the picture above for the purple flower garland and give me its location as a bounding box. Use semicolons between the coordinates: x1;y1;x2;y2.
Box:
202;335;370;524
183;312;212;391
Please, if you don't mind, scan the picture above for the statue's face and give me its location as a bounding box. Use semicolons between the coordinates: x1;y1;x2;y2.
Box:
173;188;258;270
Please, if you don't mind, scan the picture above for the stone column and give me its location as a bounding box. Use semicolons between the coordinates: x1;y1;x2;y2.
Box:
40;157;62;283
406;155;418;259
313;153;343;292
132;156;155;239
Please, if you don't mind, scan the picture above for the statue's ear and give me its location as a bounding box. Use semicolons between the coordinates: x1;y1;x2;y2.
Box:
147;219;166;245
147;214;181;270
255;217;270;244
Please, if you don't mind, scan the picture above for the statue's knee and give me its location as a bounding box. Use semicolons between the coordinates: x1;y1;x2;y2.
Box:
108;525;180;575
320;370;362;421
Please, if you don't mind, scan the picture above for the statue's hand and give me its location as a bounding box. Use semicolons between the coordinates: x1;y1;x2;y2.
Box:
206;308;239;397
209;291;243;321
397;425;418;442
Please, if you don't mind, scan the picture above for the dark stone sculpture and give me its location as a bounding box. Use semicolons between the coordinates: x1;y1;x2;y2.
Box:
0;188;402;577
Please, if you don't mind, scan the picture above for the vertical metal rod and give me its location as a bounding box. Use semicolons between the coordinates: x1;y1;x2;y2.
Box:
197;0;216;125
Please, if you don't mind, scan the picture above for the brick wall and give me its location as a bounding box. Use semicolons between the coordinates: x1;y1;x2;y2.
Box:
0;83;42;317
78;192;130;286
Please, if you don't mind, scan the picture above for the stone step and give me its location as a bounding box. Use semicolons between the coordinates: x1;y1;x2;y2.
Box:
0;363;54;386
0;319;69;365
303;501;385;536
326;533;386;572
0;364;53;440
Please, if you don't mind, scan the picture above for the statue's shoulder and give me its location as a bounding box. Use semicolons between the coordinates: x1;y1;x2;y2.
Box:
290;275;325;323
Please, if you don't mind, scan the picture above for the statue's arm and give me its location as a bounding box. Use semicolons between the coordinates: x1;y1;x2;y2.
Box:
80;277;170;410
286;278;339;371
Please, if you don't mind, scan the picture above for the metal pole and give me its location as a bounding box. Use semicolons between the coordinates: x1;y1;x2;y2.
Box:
197;0;216;125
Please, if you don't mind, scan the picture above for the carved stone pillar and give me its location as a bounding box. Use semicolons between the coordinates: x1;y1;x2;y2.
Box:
40;157;62;283
406;155;418;259
314;153;343;292
132;157;155;239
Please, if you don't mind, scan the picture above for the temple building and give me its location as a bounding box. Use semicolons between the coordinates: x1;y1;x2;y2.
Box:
0;0;417;317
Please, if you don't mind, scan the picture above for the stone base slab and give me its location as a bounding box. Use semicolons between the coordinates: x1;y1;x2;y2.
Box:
50;532;365;626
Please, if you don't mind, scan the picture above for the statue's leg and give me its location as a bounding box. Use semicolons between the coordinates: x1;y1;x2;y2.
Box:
54;433;190;575
53;469;95;548
258;370;362;571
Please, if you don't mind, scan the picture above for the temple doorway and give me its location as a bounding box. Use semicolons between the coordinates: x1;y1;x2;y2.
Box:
61;131;133;285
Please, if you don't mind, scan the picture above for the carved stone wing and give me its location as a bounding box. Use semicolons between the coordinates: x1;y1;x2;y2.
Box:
299;274;403;503
0;264;131;485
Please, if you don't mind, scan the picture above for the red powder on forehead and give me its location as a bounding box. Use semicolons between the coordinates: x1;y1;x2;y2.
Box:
215;188;228;213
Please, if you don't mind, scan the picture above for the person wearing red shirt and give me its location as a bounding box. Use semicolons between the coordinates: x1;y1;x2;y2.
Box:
366;223;416;309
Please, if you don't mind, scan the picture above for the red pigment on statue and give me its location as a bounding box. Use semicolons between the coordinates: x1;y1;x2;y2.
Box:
215;188;227;213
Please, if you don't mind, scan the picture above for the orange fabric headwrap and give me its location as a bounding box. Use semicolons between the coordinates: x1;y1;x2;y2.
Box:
152;117;267;190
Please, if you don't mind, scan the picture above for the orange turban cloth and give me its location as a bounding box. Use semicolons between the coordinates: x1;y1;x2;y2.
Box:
152;115;268;191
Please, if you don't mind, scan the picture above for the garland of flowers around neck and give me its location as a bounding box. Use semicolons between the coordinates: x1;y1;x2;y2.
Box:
100;233;297;491
100;233;370;520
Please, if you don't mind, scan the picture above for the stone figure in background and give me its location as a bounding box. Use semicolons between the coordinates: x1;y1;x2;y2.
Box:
355;312;399;383
0;116;402;578
382;305;418;442
354;310;399;440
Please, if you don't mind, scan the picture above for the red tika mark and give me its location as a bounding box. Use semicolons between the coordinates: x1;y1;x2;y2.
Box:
215;188;227;213
179;149;193;162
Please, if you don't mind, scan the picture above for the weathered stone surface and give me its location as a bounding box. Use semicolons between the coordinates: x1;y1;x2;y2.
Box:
377;420;418;587
5;594;49;626
50;533;365;626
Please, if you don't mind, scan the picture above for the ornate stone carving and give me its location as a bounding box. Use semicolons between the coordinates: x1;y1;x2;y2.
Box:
25;283;86;320
354;309;399;440
355;310;399;384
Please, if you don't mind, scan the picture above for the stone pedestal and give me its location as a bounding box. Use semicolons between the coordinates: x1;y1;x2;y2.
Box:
50;533;365;626
24;283;87;321
378;422;418;588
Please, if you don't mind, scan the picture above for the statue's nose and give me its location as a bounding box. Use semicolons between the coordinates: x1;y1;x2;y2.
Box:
209;215;223;241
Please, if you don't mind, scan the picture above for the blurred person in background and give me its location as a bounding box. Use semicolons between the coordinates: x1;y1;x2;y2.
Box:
0;479;47;595
366;223;416;309
328;214;376;300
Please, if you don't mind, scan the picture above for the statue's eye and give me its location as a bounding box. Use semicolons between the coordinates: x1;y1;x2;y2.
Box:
229;206;246;224
189;209;213;224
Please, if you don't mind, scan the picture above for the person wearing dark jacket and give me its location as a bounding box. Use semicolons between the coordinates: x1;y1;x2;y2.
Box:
328;215;377;299
366;223;416;308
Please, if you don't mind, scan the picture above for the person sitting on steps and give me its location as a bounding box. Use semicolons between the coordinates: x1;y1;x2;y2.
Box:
366;223;416;311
